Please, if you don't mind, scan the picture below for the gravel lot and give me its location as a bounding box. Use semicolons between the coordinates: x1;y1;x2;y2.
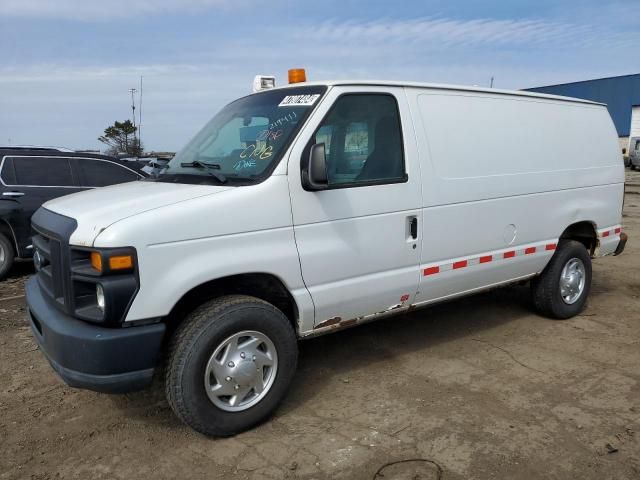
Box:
1;172;639;480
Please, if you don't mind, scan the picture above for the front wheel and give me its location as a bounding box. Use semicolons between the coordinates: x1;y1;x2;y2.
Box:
531;240;592;319
165;295;298;436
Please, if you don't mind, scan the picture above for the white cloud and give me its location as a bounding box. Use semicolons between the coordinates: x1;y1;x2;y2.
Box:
299;16;636;51
0;64;202;82
0;0;251;20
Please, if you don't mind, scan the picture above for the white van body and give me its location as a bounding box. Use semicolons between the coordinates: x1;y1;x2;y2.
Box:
42;81;624;335
27;80;626;435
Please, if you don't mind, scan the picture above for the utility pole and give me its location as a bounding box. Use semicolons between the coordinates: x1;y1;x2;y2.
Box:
129;88;137;128
129;87;137;155
138;76;143;153
490;76;495;88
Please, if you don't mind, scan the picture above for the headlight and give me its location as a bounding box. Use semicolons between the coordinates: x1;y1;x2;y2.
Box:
70;247;139;325
96;284;105;311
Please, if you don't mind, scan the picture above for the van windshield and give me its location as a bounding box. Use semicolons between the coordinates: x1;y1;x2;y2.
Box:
158;86;327;185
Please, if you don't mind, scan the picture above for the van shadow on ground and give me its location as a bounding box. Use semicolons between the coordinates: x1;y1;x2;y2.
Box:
282;283;537;413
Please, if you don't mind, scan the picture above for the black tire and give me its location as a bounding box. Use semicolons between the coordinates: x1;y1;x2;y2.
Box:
531;240;592;319
0;233;15;280
165;295;298;436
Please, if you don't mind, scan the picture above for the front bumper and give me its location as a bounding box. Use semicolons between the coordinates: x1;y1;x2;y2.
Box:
26;276;165;393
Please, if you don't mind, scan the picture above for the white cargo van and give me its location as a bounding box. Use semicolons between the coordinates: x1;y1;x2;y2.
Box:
26;73;627;436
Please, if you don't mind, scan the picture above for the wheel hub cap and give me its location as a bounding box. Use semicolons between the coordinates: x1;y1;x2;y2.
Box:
234;360;259;385
559;258;586;305
204;330;278;412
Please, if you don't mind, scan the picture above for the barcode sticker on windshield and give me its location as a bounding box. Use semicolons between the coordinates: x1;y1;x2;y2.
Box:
279;94;320;107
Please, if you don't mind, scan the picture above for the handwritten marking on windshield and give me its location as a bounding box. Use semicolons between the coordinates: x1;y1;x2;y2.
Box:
234;159;257;171
240;144;273;160
253;112;297;144
270;111;297;129
256;129;283;141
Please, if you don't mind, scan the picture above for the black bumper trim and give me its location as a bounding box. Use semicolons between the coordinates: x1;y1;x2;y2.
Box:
614;232;627;256
26;276;165;393
44;352;156;394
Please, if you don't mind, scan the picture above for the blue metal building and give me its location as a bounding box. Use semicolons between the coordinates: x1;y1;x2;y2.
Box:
525;73;640;138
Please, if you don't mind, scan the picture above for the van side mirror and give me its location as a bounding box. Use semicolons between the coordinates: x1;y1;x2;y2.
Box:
303;143;328;190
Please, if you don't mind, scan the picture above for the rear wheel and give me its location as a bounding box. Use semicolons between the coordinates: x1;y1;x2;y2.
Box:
165;295;298;436
0;233;15;280
531;240;592;319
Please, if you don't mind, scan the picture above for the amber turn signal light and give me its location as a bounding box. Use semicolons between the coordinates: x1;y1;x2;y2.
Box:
288;68;306;84
90;252;103;272
109;255;134;271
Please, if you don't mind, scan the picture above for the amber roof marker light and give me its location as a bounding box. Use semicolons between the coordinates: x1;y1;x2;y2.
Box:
288;68;307;84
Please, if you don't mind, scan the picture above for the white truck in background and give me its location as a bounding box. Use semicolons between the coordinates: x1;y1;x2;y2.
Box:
27;71;627;436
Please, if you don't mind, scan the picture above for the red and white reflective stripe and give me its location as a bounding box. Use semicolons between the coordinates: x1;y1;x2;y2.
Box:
422;240;557;277
598;225;622;238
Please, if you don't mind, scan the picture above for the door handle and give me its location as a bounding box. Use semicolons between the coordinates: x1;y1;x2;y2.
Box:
2;191;24;197
409;216;418;240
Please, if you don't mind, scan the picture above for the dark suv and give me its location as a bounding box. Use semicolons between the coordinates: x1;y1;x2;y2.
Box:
0;148;145;279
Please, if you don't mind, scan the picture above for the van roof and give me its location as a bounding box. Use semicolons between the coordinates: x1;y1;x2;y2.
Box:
266;80;604;106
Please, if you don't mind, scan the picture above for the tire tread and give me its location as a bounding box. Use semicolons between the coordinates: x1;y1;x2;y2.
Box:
0;233;15;280
165;295;296;436
531;240;591;319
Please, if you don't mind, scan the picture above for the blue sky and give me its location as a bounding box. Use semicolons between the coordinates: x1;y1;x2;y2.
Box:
1;0;638;152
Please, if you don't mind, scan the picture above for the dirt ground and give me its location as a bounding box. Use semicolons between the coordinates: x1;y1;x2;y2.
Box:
1;172;639;480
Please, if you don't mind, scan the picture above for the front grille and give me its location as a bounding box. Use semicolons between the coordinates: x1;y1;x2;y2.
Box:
31;208;78;315
32;229;65;307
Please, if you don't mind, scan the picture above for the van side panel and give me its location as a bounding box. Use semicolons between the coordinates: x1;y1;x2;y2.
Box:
414;90;623;205
407;88;624;304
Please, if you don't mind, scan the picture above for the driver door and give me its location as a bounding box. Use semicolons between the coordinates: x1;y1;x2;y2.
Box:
287;86;423;327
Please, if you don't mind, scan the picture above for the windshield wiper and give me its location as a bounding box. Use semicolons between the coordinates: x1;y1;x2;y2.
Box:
180;160;227;184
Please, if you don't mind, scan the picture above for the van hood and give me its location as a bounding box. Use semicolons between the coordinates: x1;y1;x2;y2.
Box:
43;180;232;246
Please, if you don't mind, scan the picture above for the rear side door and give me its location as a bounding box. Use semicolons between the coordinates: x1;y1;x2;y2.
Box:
71;158;142;187
287;86;423;328
0;156;83;255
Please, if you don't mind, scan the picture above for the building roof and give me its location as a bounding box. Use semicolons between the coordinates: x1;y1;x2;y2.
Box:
525;73;640;137
524;73;640;90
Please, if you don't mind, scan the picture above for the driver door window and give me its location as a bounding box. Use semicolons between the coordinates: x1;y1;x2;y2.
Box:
312;94;406;186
